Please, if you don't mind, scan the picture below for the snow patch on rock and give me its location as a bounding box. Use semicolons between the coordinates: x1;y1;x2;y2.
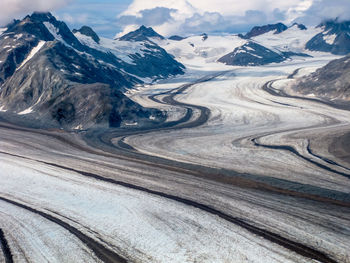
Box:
0;28;7;36
43;22;66;44
323;34;337;45
17;41;46;70
74;31;147;65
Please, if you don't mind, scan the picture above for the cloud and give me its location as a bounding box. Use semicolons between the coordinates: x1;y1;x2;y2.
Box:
0;0;72;26
118;7;177;26
116;0;315;37
60;13;89;25
295;0;350;25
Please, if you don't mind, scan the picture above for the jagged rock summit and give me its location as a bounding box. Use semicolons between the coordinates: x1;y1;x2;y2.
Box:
241;23;288;39
201;33;208;41
218;41;286;66
168;35;186;41
217;41;309;66
119;25;165;42
72;26;100;44
291;23;307;30
306;19;350;55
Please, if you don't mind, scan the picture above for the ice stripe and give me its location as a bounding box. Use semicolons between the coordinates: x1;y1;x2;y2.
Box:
17;41;46;70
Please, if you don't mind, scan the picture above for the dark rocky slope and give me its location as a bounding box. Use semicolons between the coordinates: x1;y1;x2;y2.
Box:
119;25;165;42
306;20;350;55
169;35;186;41
72;26;100;44
115;25;185;79
291;23;307;30
240;23;288;39
0;13;166;129
218;41;309;66
292;54;350;106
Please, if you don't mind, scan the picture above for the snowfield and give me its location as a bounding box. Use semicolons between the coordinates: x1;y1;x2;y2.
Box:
74;32;149;65
251;24;322;54
154;35;246;68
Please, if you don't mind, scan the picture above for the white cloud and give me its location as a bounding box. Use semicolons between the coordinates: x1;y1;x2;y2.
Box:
296;0;350;25
0;0;72;26
120;0;314;20
117;0;315;36
60;13;89;25
120;0;196;18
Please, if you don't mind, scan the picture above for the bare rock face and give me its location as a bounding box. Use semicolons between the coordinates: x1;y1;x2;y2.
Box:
168;35;186;41
292;54;350;107
72;26;100;44
218;41;309;66
218;42;286;66
291;23;307;30
119;25;165;42
0;12;166;130
241;23;288;39
117;26;185;79
306;20;350;55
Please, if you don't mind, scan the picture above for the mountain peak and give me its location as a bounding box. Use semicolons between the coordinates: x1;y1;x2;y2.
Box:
218;41;286;66
119;25;165;42
5;12;84;50
317;18;339;27
27;12;56;23
73;26;100;44
5;12;56;42
168;35;186;41
306;18;350;55
291;23;307;30
201;33;208;41
242;23;288;39
317;19;350;32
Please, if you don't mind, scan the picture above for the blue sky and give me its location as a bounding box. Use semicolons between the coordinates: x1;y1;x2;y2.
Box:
55;0;132;38
1;0;350;38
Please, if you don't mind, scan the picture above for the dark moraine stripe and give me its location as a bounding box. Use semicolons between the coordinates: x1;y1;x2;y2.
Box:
0;228;13;263
0;154;337;263
0;197;127;263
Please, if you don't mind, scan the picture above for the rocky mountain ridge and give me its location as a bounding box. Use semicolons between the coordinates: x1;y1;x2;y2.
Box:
72;26;100;44
240;23;288;39
291;54;350;106
1;13;349;130
217;41;310;66
0;12;177;130
306;19;350;55
119;25;165;42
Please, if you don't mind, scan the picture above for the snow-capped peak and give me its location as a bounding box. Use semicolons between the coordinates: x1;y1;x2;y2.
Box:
118;25;165;42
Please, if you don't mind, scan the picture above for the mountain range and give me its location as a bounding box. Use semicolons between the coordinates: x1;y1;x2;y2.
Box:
157;20;350;66
0;12;349;130
0;12;182;129
306;20;350;55
239;22;289;39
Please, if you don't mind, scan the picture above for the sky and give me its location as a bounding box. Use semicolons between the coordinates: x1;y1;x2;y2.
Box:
1;0;350;38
